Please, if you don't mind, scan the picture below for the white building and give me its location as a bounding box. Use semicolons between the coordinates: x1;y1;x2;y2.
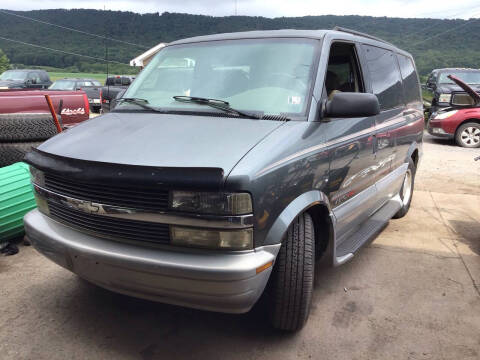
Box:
130;43;167;68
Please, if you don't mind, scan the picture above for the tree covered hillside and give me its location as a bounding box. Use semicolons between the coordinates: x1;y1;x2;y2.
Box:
0;9;479;75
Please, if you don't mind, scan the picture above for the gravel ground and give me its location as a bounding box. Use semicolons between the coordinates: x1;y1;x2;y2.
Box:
1;132;479;360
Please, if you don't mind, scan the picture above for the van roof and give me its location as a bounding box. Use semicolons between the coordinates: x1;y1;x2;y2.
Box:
168;28;410;58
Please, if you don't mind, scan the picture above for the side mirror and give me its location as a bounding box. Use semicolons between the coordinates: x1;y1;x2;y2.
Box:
324;92;380;118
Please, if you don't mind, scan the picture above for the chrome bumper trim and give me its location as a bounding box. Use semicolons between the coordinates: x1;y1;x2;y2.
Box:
33;184;254;230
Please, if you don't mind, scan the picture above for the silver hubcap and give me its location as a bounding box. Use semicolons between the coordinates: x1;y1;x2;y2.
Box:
401;169;412;206
461;126;480;146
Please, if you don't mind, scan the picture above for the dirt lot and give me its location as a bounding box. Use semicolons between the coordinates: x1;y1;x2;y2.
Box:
1;133;479;360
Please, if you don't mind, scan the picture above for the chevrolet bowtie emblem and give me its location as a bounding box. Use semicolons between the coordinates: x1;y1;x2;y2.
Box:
70;200;100;214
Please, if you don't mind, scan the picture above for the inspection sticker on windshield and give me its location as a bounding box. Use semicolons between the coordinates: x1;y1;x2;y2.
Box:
288;96;302;105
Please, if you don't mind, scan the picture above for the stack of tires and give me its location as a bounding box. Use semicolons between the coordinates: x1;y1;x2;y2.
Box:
0;113;60;167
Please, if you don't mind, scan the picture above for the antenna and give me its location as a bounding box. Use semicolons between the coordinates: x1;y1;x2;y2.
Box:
104;4;110;105
235;0;237;16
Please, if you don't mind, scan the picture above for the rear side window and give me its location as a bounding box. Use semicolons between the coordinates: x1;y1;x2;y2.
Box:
39;72;49;82
362;45;403;110
397;54;421;105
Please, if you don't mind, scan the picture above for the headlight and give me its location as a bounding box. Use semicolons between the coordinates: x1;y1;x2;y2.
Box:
438;93;451;103
171;191;252;215
34;193;50;215
29;166;45;186
434;110;458;120
171;226;253;250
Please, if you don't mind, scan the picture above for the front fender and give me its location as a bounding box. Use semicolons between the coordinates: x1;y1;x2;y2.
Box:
263;190;332;246
405;141;422;166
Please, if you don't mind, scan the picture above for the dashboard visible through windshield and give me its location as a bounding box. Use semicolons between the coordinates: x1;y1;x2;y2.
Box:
121;38;319;117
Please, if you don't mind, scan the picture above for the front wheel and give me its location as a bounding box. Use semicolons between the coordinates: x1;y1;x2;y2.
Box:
393;158;416;219
456;122;480;148
268;212;315;331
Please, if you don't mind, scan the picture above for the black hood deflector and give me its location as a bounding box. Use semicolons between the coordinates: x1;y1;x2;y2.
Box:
24;148;224;190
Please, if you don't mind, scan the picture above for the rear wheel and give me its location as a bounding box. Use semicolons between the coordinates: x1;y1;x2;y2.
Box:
268;212;315;331
455;122;480;148
393;158;416;219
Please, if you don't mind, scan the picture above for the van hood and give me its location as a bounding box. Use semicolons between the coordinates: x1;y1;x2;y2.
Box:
37;111;285;177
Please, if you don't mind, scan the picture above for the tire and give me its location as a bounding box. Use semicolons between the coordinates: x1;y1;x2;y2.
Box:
0;141;43;167
0;113;61;142
455;122;480;148
393;158;416;219
268;212;315;331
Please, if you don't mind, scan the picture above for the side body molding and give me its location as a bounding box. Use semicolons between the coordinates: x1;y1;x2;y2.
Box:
263;190;334;246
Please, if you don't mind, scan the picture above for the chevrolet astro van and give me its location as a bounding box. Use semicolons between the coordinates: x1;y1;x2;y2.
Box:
24;28;424;331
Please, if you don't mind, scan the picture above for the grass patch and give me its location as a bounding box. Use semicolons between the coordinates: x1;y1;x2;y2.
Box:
49;72;107;83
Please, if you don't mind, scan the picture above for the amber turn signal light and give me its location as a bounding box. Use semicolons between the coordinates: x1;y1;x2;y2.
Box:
256;261;273;274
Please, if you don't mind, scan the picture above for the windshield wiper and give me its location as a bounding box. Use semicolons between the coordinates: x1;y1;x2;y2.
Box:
173;95;262;119
115;97;164;113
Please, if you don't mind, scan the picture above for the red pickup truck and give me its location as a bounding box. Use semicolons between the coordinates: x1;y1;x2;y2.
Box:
0;89;90;126
0;89;91;167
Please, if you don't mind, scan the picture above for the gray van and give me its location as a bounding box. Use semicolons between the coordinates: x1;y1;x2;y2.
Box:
24;28;424;331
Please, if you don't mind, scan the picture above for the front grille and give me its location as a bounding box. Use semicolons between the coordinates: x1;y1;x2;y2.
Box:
44;173;169;211
49;201;170;244
451;92;478;106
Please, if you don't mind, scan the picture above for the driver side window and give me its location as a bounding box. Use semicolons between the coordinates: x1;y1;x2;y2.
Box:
324;42;364;99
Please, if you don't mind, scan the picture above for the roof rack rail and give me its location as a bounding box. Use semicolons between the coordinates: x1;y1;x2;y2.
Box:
332;26;394;46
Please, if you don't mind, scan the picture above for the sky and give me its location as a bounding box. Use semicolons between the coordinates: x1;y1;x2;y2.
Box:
3;0;480;19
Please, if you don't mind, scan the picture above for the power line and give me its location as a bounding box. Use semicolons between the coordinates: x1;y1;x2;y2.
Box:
0;9;149;50
412;15;480;46
402;6;480;39
0;35;128;65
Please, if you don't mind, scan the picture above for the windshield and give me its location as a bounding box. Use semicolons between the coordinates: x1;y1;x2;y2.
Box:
439;71;480;85
49;80;76;90
122;38;318;117
0;70;28;81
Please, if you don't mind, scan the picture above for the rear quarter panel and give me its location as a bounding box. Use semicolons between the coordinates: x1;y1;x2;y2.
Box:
0;90;89;126
82;86;101;99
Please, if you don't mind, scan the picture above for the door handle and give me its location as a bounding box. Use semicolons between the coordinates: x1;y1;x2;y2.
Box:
403;110;416;116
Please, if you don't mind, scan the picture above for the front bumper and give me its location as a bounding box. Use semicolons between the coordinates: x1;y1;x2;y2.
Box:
24;209;280;313
427;120;454;139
